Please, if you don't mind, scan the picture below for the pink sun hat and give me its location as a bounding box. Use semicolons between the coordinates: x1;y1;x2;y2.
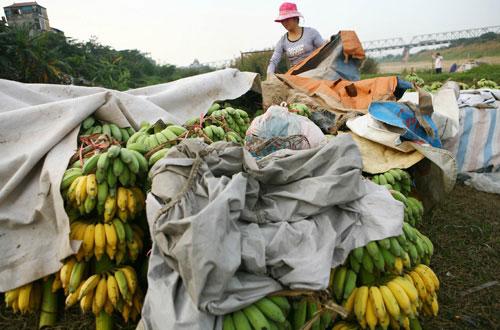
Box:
274;2;303;22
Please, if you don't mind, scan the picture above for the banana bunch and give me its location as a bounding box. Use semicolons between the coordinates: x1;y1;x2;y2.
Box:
343;224;433;285
80;116;136;143
64;170;145;220
291;297;334;330
407;265;440;318
206;107;251;139
126;123;187;153
70;220;144;263
371;169;412;196
223;296;291;330
289;103;312;118
390;191;424;226
332;321;359;330
343;275;422;330
4;280;42;314
65;267;143;322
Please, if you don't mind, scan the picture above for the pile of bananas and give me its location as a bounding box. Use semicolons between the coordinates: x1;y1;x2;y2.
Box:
340;269;438;330
69;220;144;263
63;263;143;322
185;103;251;143
223;296;292;330
371;169;412;196
289;103;312;118
80;116;136;143
339;223;433;290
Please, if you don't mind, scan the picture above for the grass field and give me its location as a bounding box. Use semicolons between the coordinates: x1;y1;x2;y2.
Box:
1;184;498;330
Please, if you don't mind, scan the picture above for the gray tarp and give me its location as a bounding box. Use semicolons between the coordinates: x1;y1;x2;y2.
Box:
141;135;404;329
0;69;259;291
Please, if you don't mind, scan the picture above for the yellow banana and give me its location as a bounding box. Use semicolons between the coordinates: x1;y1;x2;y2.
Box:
5;288;19;307
118;208;129;222
120;266;138;295
82;223;95;260
92;290;100;315
416;264;440;290
78;274;101;300
365;296;378;330
343;287;357;316
80;287;94;313
106;243;117;260
104;223;117;254
369;286;387;323
122;303;131;323
389;316;401;330
131;187;145;211
94;223;106;261
401;316;410;330
392;277;419;304
430;293;439;316
86;174;98;199
117;187;128;211
387;281;412;316
379;313;390;330
68;176;81;203
75;175;88;205
104;298;114;315
394;257;403;274
126;189;137;216
51;272;62;293
354;286;369;324
107;274;120;307
379;285;401;320
104;195;117;222
65;282;83;308
60;258;77;291
18;283;32;314
408;271;428;301
132;289;143;314
94;276;108;312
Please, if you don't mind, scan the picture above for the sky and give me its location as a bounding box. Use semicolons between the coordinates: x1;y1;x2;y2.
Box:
2;0;500;66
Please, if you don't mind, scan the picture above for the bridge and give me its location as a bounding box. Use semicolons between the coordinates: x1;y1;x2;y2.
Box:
362;25;500;53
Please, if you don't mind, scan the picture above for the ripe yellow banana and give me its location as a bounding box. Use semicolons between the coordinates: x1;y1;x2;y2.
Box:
392;277;419;304
343;287;357;316
82;224;95;260
80;287;94;312
86;174;98;199
386;281;412;316
379;285;401;320
120;266;138;295
104;223;117;251
126;189;137;216
65;282;83;308
94;276;108;312
118;208;129;222
104;195;117;222
365;296;378;330
18;283;32;314
5;288;19;307
78;274;100;300
107;274;120;307
75;175;88;205
122;303;131;323
369;286;387;322
408;271;428;302
131;187;145;212
354;286;369;324
104;298;114;315
60;258;77;291
430;293;439;316
94;223;106;261
117;187;128;211
401;316;410;330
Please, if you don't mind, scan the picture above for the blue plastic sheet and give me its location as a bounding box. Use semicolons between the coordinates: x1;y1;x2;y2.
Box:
369;101;442;148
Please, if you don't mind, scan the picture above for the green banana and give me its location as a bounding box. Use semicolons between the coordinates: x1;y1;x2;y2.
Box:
113;219;126;243
69;261;85;293
161;127;178;141
243;304;271;330
97;181;109;207
349;254;361;273
293;299;307;330
255;298;286;323
362;252;374;273
366;241;382;261
82;154;100;175
109;124;123;141
233;310;252;330
82;117;95;130
107;167;117;188
129;150;148;173
149;148;169;166
389;237;403;257
118;166;130;186
102;124;111;137
167;125;187;136
333;266;347;301
379;247;396;270
378;238;391;250
307;301;320;330
352;247;364;263
97;152;110;173
388;169;401;181
107;145;121;158
223;314;236;330
61;168;83;190
384;172;395;185
127;142;149;154
268;296;290;315
120;128;130;142
343;270;357;300
113;158;125;177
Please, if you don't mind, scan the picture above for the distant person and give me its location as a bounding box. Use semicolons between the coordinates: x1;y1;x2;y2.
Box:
449;63;457;73
266;2;324;76
432;52;443;74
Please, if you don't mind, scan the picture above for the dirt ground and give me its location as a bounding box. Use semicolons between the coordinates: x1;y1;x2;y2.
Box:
1;185;498;329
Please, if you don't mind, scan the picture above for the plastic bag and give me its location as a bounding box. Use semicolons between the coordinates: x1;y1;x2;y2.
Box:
245;105;326;158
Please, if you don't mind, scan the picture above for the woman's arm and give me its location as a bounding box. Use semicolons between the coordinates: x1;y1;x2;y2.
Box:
267;38;284;75
311;28;325;48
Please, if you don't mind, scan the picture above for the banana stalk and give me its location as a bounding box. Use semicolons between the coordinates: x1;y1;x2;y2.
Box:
39;277;58;328
96;310;114;330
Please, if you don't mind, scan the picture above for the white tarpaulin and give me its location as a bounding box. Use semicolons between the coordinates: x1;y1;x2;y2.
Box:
0;68;259;291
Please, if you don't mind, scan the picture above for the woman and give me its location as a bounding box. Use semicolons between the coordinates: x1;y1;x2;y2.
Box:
267;2;324;76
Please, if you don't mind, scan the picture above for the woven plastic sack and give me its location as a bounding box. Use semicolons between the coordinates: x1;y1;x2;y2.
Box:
245;105;326;158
